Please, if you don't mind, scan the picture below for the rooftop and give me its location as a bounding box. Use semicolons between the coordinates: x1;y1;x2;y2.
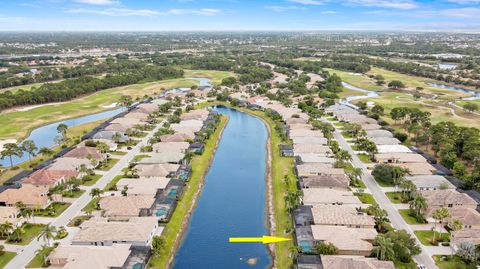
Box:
311;205;375;227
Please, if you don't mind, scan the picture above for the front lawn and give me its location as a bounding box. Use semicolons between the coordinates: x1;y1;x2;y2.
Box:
354;192;377;205
357;153;372;163
61;189;85;198
109;151;127;156
103;175;124;191
34;202;70;217
0;252;16;268
26;245;56;268
7;223;45;245
82;174;102;186
82;197;100;212
97;158;119;171
67;215;92;227
414;230;450;246
433;255;477;269
399;209;427;224
386;192;411;204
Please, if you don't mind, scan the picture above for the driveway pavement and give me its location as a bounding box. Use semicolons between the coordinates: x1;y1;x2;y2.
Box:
4;121;163;269
326;119;439;269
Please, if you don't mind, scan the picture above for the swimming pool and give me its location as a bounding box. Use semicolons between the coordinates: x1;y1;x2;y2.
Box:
167;187;178;197
156;207;168;217
132;263;144;269
298;241;314;253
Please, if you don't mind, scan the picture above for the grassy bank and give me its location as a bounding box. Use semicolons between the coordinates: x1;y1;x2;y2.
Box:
147;115;228;268
184;69;235;86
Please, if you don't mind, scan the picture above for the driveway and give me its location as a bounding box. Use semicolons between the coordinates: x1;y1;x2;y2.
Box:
326;119;439;269
4;120;164;269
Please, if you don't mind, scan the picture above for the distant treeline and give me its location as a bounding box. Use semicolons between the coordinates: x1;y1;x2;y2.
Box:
0;65;183;111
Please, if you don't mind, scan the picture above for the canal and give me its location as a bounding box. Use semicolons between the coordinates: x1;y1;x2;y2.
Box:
173;106;271;269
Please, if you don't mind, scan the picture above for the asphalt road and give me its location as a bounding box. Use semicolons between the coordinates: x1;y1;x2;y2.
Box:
5;122;162;269
328;121;439;269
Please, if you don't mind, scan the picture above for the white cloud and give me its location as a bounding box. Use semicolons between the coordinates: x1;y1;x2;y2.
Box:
163;8;221;16
287;0;324;5
265;5;307;12
445;0;480;4
73;0;119;5
321;10;337;13
19;3;41;8
441;7;480;18
65;8;159;16
344;0;418;9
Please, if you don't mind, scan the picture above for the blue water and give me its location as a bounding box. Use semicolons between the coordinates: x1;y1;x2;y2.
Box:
156;207;168;217
173;106;271;269
167;188;178;198
298;241;314;253
0;107;125;167
132;263;143;269
427;82;480;100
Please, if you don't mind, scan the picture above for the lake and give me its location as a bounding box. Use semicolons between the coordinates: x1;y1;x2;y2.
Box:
173;106;271;269
427;82;480;100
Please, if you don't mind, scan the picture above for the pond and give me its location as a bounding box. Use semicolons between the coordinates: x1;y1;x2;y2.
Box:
173;106;271;269
0;77;211;168
427;82;480;100
340;82;380;108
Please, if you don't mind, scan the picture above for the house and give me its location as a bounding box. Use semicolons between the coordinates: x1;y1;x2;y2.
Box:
64;146;105;161
152;142;190;153
111;117;144;126
393;162;436;175
311;225;377;256
310;204;375;228
366;130;393;138
99;196;156;217
451;229;480;247
47;157;95;172
293;144;331;155
289;129;323;138
296;154;335;164
105;123;135;133
136;103;158;114
160;133;191;142
286;117;308;125
361;123;382;131
136;164;180;178
421;189;478;216
376;145;412;154
139;152;185;164
80;139;118;151
300;175;350;190
117;177;170;196
296;255;322;269
280;144;294;157
288;124;313;130
92;131;129;143
406;175;455;190
374;153;426;164
448;207;480;229
180;110;209;121
22;169;79;187
48;244;131;269
303;189;363;207
188;142;204;154
72;217;160;247
123;112;149;121
369;137;401;145
296;163;345;177
292;137;328;145
320;255;395;269
0;206;23;226
0;185;50;209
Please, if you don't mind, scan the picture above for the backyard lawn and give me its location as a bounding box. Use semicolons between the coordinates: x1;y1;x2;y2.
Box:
0;252;16;269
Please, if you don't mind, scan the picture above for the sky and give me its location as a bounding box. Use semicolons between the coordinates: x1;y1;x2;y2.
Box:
0;0;479;32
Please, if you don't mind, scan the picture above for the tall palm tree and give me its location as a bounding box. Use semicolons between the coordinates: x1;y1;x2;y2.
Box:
0;222;14;239
20;207;35;224
21;140;38;164
349;167;363;186
409;194;428;217
35;244;51;267
90;188;103;199
38;224;57;246
8;226;25;243
372;235;395;261
432;208;450;242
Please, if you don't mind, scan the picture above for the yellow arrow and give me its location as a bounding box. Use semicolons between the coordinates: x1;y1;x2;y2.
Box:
229;236;291;244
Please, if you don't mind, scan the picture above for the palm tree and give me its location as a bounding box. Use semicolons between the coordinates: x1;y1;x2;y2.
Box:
0;222;14;239
1;143;23;167
38;224;57;246
348;167;363;186
432;208;450;242
20;140;38;164
409;194;428;217
399;179;416;201
372;235;395;261
35;244;51;267
90;188;103;199
20;207;35;224
38;147;54;156
8;226;25;243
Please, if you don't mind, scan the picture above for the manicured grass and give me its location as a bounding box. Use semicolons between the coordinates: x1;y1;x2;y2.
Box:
131;154;150;163
354;193;377;205
399;209;427;225
0;78;196;140
324;68;384;91
103;175;124;191
374;177;395;187
394;259;418;269
433;255;477;269
147;116;228;269
414;230;450;246
82;174;102;186
6;223;45;245
97;158;119;171
183;69;235;86
357;153;372;163
67;215;92;227
351;179;366;188
109;151;127;156
341;131;354;139
385;192;410;204
82;197;100;212
0;252;16;269
34;202;70;217
61;189;85;198
26;245;55;268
